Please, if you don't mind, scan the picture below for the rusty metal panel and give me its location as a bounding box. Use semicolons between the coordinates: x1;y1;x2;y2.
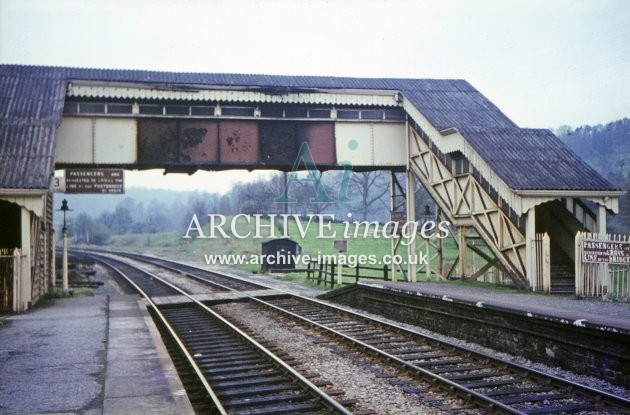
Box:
373;123;406;166
335;122;373;166
54;117;93;163
305;123;335;166
219;121;259;164
179;121;219;163
94;119;137;164
260;122;300;166
137;119;178;164
259;122;335;168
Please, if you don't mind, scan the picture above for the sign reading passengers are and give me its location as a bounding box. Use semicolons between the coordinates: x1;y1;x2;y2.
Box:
582;240;630;265
65;169;124;194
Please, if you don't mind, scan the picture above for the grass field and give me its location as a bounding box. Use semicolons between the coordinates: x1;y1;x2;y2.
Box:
72;216;491;291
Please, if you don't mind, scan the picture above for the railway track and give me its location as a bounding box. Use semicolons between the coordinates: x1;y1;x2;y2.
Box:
91;253;352;415
88;251;630;414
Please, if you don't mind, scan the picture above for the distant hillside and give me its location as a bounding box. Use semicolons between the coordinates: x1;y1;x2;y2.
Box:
556;118;630;234
556;118;630;186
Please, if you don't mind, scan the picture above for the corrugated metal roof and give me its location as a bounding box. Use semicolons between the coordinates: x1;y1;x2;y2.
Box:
460;128;616;191
0;67;66;189
0;64;619;192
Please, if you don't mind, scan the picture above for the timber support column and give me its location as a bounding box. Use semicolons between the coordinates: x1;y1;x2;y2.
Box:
390;172;398;282
525;207;536;288
596;203;610;289
459;227;468;278
19;208;31;311
597;204;607;235
406;170;416;282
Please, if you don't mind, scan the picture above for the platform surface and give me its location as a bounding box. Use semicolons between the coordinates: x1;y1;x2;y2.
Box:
363;280;630;332
0;271;193;415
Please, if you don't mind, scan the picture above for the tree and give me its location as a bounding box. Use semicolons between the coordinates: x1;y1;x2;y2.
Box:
348;171;390;221
112;203;133;234
72;213;94;244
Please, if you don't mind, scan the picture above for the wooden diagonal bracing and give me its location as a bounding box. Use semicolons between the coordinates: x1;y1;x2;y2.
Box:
408;125;528;287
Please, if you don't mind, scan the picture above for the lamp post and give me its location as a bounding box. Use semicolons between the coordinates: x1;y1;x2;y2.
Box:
58;199;71;292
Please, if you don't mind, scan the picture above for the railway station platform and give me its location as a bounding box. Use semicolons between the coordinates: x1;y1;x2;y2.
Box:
0;267;194;415
360;280;630;332
322;280;630;388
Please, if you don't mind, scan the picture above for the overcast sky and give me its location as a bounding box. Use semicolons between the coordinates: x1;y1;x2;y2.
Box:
1;0;629;192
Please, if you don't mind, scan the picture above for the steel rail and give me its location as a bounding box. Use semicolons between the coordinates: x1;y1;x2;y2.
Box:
94;251;522;413
115;251;630;413
91;252;352;415
257;296;630;412
95;257;228;415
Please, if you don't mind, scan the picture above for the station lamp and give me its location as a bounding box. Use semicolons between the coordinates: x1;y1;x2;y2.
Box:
59;199;71;231
57;199;72;292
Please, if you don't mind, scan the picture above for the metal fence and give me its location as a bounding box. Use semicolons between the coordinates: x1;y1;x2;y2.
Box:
575;232;629;300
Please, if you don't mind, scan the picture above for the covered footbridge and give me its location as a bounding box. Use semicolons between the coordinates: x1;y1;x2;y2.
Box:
0;64;622;311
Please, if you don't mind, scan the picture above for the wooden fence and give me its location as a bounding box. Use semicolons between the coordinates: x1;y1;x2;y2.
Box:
0;248;21;312
531;233;551;293
575;232;629;300
304;260;390;288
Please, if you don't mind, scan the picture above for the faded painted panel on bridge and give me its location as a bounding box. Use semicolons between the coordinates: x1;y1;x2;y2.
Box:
305;123;335;166
219;121;259;164
55;117;93;163
137;119;178;164
335;122;373;166
179;121;219;163
373;123;406;166
94;119;137;164
260;122;300;166
260;122;335;168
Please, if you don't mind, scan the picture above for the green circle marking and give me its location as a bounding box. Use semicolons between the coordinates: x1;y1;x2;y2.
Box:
348;139;358;151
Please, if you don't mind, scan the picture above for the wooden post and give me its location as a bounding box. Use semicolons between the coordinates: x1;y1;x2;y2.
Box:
337;259;343;286
12;248;20;313
330;262;335;288
575;231;581;297
542;233;551;293
317;262;322;285
459;227;468;278
20;208;31;311
406;170;416;282
597;204;607;235
525;207;536;289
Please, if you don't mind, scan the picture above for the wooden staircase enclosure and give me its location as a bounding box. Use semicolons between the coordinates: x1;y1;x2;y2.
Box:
407;123;528;287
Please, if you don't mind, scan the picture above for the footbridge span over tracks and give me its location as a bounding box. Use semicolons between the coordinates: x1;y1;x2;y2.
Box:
0;64;623;311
